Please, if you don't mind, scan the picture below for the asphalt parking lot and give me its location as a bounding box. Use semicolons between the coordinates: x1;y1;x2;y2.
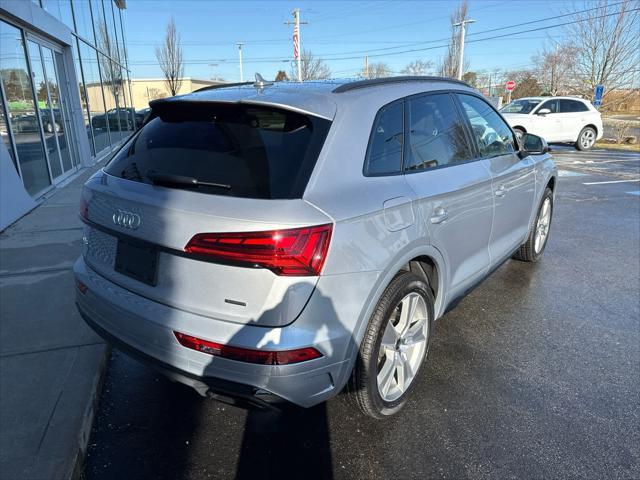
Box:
83;147;639;480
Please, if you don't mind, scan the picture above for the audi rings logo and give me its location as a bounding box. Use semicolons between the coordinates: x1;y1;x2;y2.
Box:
112;209;141;229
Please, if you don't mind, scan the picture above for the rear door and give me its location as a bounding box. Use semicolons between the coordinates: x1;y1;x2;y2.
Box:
402;92;493;300
456;93;535;264
559;99;591;141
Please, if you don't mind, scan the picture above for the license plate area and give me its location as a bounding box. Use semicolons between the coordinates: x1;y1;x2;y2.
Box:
114;237;159;286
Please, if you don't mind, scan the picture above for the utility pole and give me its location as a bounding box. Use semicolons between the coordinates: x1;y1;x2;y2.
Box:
453;19;475;80
236;43;244;82
364;55;369;79
208;63;219;81
285;8;307;82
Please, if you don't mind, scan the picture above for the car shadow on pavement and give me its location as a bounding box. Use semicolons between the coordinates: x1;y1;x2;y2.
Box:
224;290;352;480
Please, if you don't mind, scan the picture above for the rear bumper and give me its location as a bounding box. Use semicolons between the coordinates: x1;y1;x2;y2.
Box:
74;257;374;408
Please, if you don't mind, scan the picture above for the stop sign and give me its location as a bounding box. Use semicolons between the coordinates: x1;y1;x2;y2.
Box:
506;80;516;92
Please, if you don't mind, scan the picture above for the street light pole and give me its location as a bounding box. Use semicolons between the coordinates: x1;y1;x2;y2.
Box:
236;43;244;82
453;19;475;80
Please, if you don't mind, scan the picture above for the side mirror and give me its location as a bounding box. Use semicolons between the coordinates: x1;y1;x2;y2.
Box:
520;133;550;155
536;108;551;116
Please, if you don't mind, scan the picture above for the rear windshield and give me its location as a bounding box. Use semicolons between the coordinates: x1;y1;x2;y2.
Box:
104;102;331;199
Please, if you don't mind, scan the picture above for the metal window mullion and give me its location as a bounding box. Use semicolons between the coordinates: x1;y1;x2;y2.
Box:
0;69;23;178
74;38;96;156
23;34;55;184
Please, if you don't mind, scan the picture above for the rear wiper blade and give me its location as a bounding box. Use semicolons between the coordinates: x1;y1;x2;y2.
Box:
146;171;231;190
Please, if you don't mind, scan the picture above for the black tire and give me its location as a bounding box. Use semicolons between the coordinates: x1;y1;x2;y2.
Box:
348;271;434;419
575;126;596;151
513;187;554;262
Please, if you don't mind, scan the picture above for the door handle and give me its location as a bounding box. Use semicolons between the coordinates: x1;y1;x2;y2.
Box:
495;185;507;197
430;206;448;224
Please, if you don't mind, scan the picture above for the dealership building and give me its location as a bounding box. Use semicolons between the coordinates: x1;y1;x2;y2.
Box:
0;0;134;229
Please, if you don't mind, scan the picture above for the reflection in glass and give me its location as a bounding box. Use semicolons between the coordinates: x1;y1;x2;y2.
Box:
0;92;17;169
43;46;74;172
71;0;95;43
90;0;106;48
99;53;123;145
73;39;94;155
105;0;121;63
28;41;62;179
0;21;51;195
78;40;110;152
41;0;74;30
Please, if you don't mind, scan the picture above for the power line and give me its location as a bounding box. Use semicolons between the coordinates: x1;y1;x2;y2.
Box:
127;5;637;68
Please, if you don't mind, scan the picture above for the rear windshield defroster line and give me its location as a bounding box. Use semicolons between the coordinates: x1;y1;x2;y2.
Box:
105;102;332;199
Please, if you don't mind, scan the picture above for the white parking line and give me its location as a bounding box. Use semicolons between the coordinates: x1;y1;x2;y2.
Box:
582;179;640;185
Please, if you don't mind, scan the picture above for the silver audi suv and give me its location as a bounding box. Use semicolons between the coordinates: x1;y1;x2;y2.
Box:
75;76;557;418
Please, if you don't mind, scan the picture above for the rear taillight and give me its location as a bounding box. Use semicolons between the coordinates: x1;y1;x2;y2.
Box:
173;331;323;365
184;223;332;276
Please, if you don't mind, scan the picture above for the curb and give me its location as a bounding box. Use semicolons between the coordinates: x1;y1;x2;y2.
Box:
68;344;111;480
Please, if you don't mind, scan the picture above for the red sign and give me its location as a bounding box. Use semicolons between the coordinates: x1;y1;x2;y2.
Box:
505;80;516;92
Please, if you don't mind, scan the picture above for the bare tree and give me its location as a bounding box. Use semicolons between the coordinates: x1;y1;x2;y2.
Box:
565;0;639;104
155;18;184;96
506;70;543;98
438;0;470;78
401;60;434;76
533;42;577;95
363;62;392;79
290;50;331;81
96;19;123;108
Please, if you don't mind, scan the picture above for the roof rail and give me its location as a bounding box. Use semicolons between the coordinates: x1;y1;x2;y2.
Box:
332;76;471;93
193;81;253;93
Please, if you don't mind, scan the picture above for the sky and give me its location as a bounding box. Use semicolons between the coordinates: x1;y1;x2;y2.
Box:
122;0;585;82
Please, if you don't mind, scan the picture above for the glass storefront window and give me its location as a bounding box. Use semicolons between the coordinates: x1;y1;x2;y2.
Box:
0;92;17;169
42;46;74;172
27;40;62;179
90;0;107;51
0;21;51;195
105;1;120;63
72;39;94;155
41;0;74;30
99;54;122;145
71;0;94;44
117;8;126;66
78;40;110;153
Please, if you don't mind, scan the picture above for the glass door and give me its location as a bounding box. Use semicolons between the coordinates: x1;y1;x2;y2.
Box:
26;38;78;184
0;20;52;196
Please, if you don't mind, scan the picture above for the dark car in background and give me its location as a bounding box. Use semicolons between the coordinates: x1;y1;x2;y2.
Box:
13;108;63;133
91;107;135;131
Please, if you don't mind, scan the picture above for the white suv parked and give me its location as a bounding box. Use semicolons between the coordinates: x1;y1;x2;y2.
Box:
501;96;603;150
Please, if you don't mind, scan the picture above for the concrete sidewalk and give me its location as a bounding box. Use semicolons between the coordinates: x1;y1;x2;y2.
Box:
0;166;108;480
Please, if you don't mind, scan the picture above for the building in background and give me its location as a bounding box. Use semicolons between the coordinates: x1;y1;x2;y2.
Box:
0;0;133;229
127;77;221;109
83;77;221;111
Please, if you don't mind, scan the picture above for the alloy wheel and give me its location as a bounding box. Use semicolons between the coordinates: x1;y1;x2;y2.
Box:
534;197;552;254
377;292;429;402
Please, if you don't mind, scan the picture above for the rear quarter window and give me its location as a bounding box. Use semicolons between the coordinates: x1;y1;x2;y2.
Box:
364;101;404;176
105;102;331;199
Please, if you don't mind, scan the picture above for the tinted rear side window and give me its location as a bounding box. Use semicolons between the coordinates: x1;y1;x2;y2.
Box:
364;101;404;176
105;102;331;199
560;99;589;112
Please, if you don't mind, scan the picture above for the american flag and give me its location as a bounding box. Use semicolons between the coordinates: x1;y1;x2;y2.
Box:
293;24;300;60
